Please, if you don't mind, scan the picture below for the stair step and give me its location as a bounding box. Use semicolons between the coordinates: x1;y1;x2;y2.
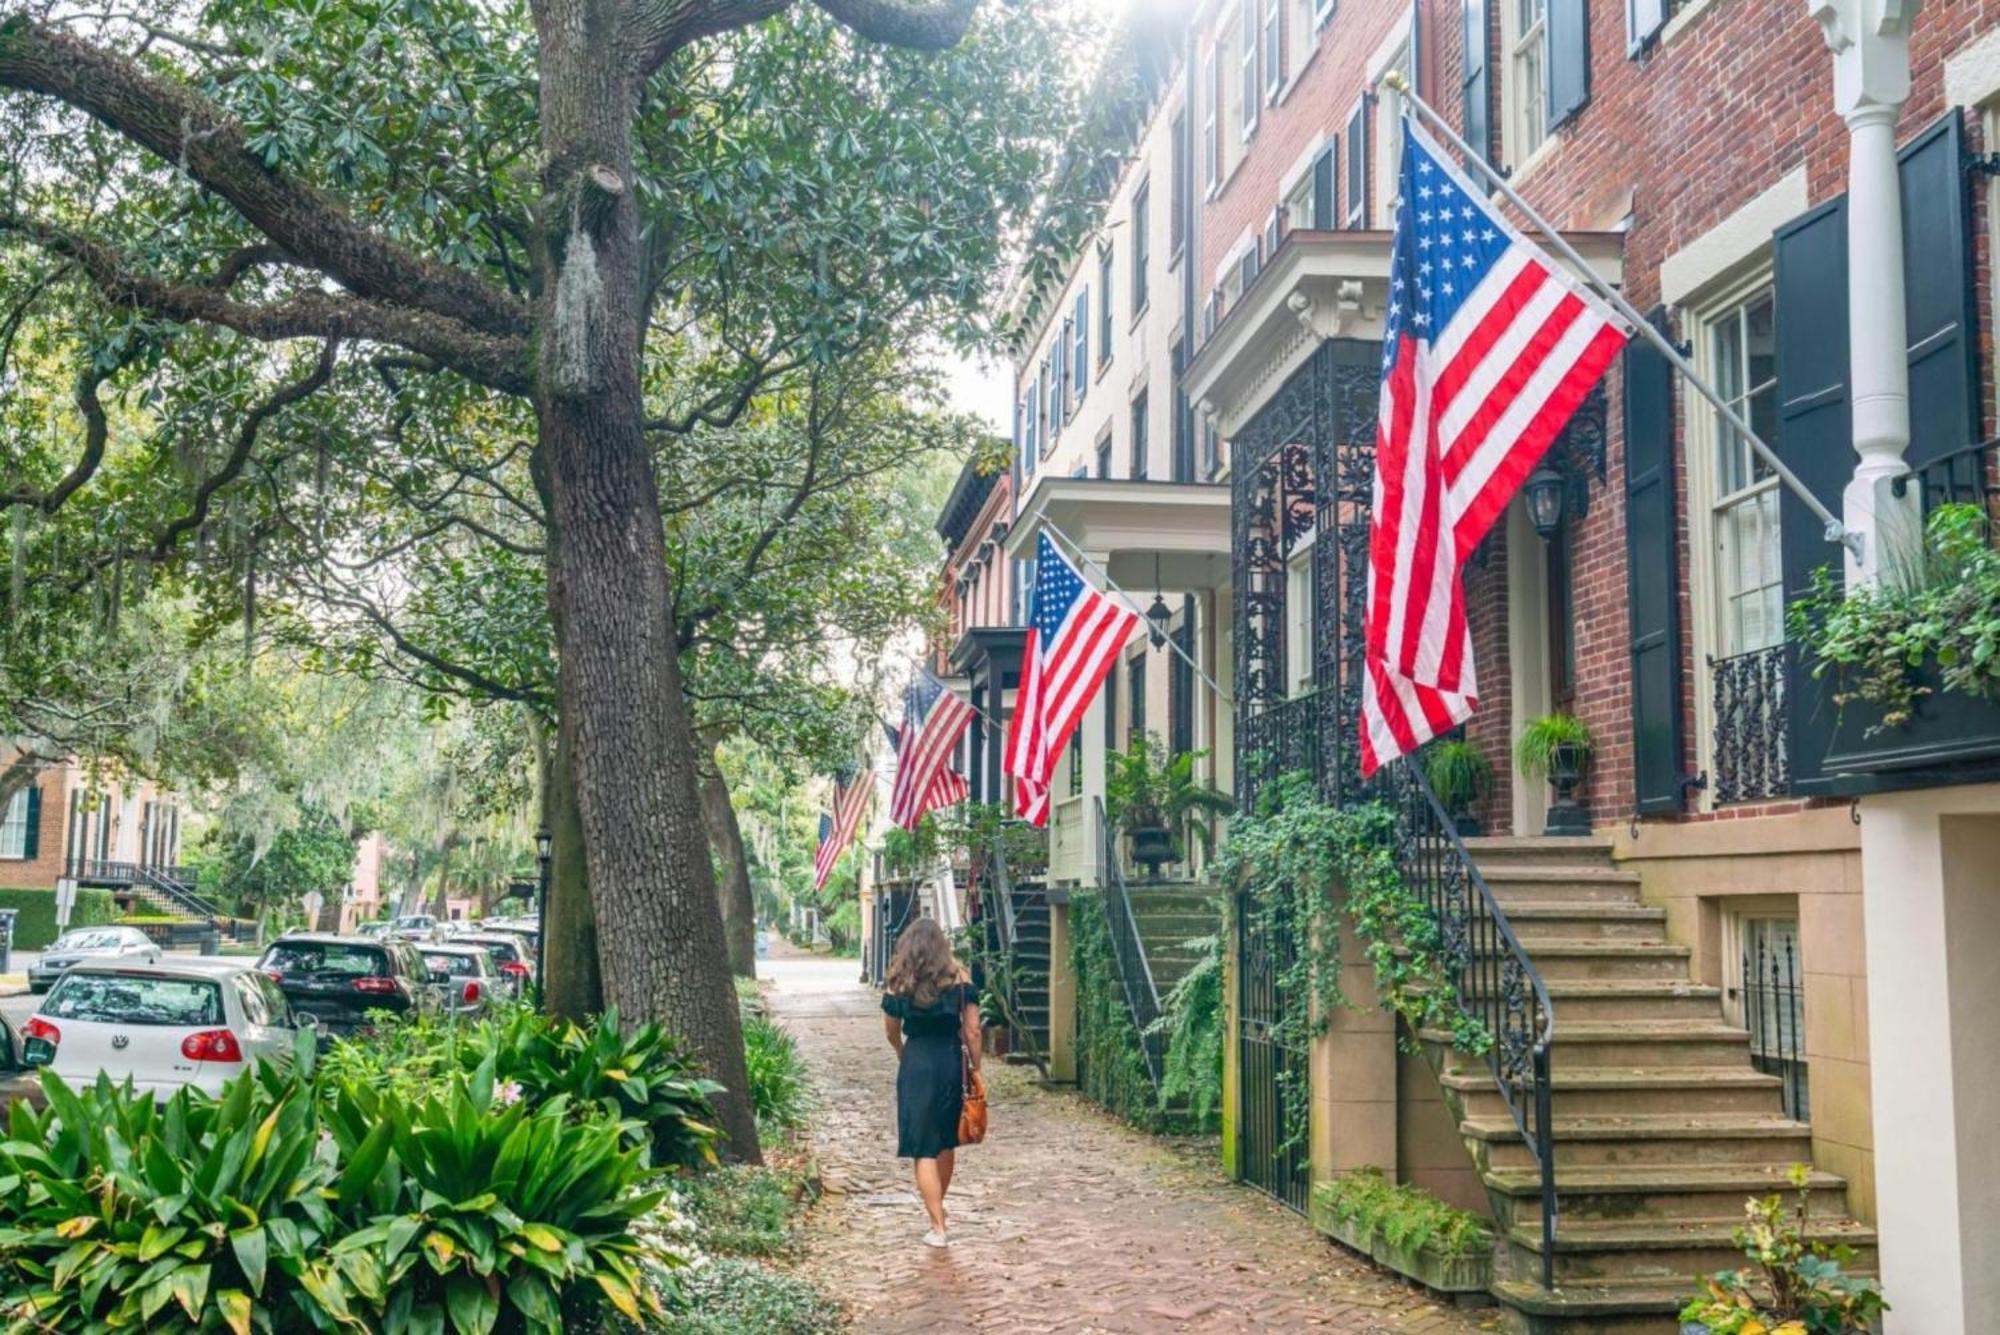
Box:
1505;1217;1876;1286
1463;835;1617;866
1538;980;1724;1022
1433;1022;1750;1070
1485;1164;1849;1223
1462;1113;1815;1169
1488;1277;1692;1328
1516;943;1691;981
1501;904;1669;943
1441;1066;1786;1118
1481;868;1647;906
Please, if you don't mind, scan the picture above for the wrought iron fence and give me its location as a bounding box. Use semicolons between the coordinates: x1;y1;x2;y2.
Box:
1741;933;1810;1123
1711;645;1789;803
1383;758;1557;1288
1237;887;1310;1213
1093;797;1164;1086
1891;435;2000;532
1238;688;1332;813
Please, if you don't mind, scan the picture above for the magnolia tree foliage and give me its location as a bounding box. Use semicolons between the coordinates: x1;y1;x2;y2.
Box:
0;0;1094;1158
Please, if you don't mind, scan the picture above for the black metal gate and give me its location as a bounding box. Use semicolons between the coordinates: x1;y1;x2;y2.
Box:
1237;890;1309;1212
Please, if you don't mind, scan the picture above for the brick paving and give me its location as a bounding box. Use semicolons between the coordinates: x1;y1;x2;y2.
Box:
767;952;1492;1334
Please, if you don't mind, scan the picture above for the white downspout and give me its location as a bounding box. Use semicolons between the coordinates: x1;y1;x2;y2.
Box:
1811;0;1921;584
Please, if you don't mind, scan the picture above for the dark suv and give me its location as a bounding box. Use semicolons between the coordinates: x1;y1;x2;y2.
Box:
257;934;440;1036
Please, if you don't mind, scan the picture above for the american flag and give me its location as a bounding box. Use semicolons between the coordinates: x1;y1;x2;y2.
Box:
1360;121;1630;775
887;672;973;830
1004;532;1141;827
812;764;873;892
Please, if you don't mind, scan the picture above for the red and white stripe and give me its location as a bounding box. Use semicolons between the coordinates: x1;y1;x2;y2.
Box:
1361;129;1629;775
813;768;874;892
889;690;973;831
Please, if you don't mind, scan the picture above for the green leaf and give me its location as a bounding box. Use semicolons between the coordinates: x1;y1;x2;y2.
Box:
445;1271;498;1335
230;1225;268;1297
138;1224;187;1263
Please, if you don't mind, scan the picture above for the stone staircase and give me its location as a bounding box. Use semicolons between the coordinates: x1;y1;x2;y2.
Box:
1426;836;1873;1334
1006;883;1052;1057
1125;883;1222;1001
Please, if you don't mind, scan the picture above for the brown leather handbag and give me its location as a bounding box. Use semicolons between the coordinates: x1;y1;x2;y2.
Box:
957;1046;988;1145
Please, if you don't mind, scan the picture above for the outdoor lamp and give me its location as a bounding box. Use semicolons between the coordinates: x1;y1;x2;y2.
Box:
1524;465;1566;542
1145;553;1172;649
535;829;552;864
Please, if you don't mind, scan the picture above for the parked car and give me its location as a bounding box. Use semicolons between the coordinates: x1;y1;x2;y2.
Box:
387;914;438;941
256;934;439;1036
355;921;391;939
455;933;534;994
419;944;502;1018
20;960;305;1097
28;926;162;994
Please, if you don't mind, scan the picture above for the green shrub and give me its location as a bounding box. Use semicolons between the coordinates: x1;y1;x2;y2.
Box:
1149;931;1223;1126
1312;1167;1493;1260
1680;1165;1887;1334
0;887;119;950
0;1048;683;1333
655;1257;843;1335
1070;892;1212;1135
741;1014;811;1136
676;1164;817;1258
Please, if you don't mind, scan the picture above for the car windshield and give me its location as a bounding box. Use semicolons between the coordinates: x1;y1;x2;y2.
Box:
468;939;518;963
262;943;385;977
45;973;223;1026
51;931;125;952
423;953;480;977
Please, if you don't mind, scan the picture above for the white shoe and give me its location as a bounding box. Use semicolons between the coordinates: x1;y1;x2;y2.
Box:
922;1229;950;1248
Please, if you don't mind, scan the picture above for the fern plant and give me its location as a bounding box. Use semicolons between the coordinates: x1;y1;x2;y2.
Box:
1514;712;1595;779
1105;731;1235;859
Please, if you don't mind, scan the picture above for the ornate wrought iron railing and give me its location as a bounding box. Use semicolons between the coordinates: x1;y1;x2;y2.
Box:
1740;932;1809;1123
1384;758;1557;1289
1238;687;1333;813
1094;797;1165;1086
1890;435;2000;532
1711;645;1790;803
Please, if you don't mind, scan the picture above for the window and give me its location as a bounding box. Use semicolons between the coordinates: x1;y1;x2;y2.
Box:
1127;653;1148;746
1283;142;1337;232
1073;291;1089;400
1069;718;1085;797
45;973;222;1027
1170;110;1189;256
1706;288;1782;654
1097;247;1114;363
1131;183;1151;315
1131;390;1150;480
1169;606;1196;757
1262;0;1284;100
1343;101;1368;227
1043;356;1058;441
0;789;28;859
1728;914;1809;1122
1238;4;1260;141
1314;0;1336;24
1202;416;1221;478
1171;338;1194;483
1053;323;1069;420
1288;0;1319;78
1202;48;1221;189
1511;0;1548;163
1024;384;1039;474
1286;539;1317;694
1096;433;1112;479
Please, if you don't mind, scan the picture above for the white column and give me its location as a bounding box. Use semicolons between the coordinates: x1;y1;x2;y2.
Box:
1811;0;1920;584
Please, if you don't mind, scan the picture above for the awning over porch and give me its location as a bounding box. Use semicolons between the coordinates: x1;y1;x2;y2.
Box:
1184;228;1625;437
1001;476;1232;591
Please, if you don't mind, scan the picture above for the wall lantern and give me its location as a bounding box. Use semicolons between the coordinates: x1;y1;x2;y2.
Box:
1145;552;1172;649
1524;465;1567;542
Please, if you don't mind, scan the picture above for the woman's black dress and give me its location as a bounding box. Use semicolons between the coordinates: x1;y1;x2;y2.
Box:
883;983;973;1160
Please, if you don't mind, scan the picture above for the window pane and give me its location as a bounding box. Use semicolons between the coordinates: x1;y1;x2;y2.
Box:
0;790;26;859
47;973;224;1027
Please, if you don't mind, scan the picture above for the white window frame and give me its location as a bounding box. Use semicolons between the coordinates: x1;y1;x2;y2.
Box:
1722;908;1810;1121
1237;4;1259;143
1098;244;1115;367
1278;135;1327;233
1202;48;1221;191
0;789;28;860
1285;0;1317;92
1262;0;1284;101
1314;0;1336;25
1685;266;1780;808
1285;528;1318;696
1504;0;1549;170
1342;99;1368;228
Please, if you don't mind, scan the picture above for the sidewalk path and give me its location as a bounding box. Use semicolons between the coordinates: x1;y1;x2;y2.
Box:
766;952;1490;1334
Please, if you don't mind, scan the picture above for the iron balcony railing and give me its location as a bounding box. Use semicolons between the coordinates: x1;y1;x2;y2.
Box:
1238;687;1331;813
1093;797;1165;1087
1711;644;1790;803
1385;758;1558;1289
1890;435;1999;530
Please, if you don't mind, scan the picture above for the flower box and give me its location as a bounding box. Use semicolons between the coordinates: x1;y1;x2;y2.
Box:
1309;1199;1376;1259
1368;1234;1491;1296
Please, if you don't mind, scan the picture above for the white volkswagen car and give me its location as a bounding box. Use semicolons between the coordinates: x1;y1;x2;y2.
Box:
21;959;306;1097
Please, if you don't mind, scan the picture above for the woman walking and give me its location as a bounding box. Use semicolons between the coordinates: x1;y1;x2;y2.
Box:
881;917;981;1247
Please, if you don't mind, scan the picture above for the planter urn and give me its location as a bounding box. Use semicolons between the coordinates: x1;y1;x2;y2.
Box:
1542;742;1591;836
1128;825;1175;879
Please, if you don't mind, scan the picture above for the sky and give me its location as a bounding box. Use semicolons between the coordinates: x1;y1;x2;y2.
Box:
941;349;1013;436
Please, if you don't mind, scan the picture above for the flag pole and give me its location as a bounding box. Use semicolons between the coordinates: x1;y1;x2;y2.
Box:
1035;520;1235;704
1379;71;1862;564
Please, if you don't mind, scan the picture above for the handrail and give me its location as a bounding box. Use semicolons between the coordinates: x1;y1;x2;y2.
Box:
1093;797;1165;1087
136;864;224;922
1384;757;1558;1290
990;832;1019;952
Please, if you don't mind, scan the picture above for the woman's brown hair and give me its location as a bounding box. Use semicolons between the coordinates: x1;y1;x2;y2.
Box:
885;917;961;1009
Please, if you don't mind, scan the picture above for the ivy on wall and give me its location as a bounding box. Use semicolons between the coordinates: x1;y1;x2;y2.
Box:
1069;891;1218;1136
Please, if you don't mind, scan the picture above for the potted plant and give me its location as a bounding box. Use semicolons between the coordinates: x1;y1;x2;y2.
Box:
1679;1165;1887;1333
1106;733;1235;879
1516;712;1595;836
1422;740;1493;838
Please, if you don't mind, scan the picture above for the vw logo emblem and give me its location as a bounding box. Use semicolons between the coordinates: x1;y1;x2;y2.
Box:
110;1035;129;1050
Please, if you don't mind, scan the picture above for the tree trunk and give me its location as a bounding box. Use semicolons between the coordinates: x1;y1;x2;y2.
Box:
697;734;757;978
531;0;758;1161
540;704;602;1021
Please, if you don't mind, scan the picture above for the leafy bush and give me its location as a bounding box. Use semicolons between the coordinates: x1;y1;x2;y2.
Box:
1680;1165;1887;1334
0;1045;684;1333
675;1164;817;1258
655;1257;843;1335
1420;740;1492;811
0;886;119;950
741;1014;811;1136
1149;931;1222;1126
1312;1167;1493;1261
1070;892;1209;1134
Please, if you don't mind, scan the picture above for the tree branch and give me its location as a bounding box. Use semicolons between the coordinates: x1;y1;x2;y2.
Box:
810;0;979;48
0;209;530;393
0;17;525;337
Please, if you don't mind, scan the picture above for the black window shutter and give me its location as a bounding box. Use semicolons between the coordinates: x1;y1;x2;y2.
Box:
1624;310;1685;813
21;785;39;860
1546;0;1590;130
1774;197;1850;794
1344;101;1369;226
1461;0;1490;168
1898;111;1980;470
1311;143;1337;229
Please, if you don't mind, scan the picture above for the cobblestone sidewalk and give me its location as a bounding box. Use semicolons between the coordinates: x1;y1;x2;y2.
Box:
767;953;1492;1334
